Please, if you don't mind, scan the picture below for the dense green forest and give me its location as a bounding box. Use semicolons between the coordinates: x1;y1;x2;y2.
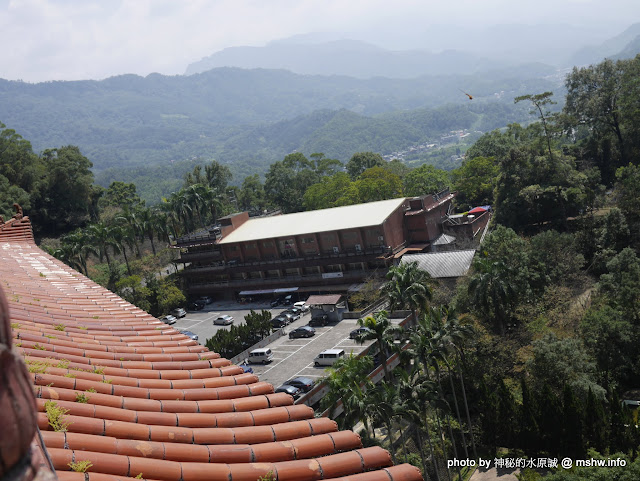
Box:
93;101;516;204
316;55;640;480
1;54;640;479
0;65;553;203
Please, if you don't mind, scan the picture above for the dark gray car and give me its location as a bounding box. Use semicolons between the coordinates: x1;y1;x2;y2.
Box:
178;329;199;341
284;376;315;392
289;326;315;339
275;384;301;399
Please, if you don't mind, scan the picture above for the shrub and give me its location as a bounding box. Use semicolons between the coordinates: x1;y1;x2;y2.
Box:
68;461;93;473
45;400;71;432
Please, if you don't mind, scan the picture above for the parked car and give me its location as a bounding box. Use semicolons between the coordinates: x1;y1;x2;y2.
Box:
284;376;315;392
349;326;373;339
198;296;213;304
282;312;299;323
188;300;205;311
275;384;301;399
283;295;293;305
314;349;345;366
160;315;177;325
178;329;199;341
248;348;273;364
289;326;316;339
213;314;234;325
286;306;304;316
271;316;288;328
270;297;283;307
293;301;310;312
308;315;329;327
171;307;187;318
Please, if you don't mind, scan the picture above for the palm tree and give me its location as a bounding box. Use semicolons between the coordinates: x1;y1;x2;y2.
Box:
467;255;518;335
50;243;84;273
160;195;185;239
384;261;433;324
403;310;457;480
138;208;158;255
199;184;224;225
355;310;404;382
183;184;207;229
321;354;374;432
367;382;404;464
434;310;477;460
396;368;444;481
110;225;135;276
57;230;96;276
164;190;194;233
86;222;118;269
115;208;142;257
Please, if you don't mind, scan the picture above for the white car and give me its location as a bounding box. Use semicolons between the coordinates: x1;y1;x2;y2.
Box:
214;315;234;326
160;315;177;325
293;301;310;312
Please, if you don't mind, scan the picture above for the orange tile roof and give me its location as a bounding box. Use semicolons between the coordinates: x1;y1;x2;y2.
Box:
1;217;423;481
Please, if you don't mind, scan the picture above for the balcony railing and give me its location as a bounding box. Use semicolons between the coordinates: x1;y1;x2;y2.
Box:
181;245;392;273
187;269;380;289
177;250;223;262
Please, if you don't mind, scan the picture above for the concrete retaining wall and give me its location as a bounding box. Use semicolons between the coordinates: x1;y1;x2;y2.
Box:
230;328;285;365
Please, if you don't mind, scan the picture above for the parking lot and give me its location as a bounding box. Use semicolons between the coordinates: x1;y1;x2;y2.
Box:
170;300;279;343
170;299;405;391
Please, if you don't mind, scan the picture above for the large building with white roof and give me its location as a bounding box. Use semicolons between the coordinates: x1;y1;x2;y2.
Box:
175;190;456;299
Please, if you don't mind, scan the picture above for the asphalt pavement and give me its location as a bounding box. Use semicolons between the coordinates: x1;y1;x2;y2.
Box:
169;299;405;392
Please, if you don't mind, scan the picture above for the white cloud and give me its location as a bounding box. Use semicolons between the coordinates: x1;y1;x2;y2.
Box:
0;0;637;82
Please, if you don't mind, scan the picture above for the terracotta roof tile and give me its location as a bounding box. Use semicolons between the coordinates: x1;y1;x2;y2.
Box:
1;217;423;481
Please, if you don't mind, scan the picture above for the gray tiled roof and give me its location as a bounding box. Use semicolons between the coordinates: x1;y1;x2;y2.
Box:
401;250;476;278
432;233;456;245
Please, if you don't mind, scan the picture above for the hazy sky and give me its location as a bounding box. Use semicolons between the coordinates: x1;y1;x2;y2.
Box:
1;0;637;82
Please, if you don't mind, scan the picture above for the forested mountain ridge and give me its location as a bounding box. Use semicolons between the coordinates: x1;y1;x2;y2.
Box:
93;101;532;203
185;39;505;78
569;22;640;65
0;66;557;178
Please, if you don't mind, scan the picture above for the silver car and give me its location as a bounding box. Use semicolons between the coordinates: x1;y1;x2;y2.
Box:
214;314;234;326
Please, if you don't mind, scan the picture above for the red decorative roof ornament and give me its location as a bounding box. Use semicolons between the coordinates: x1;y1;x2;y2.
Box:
467;206;488;215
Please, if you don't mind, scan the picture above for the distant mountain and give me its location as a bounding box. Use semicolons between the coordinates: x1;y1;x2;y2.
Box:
95;100;532;204
568;23;640;66
0;65;558;202
611;34;640;60
186;23;616;78
185;39;507;78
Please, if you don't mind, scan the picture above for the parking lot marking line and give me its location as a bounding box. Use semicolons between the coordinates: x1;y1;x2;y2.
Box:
261;329;332;375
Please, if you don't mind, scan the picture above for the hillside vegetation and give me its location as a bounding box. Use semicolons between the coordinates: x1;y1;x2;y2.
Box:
1;54;640;479
0;67;551;182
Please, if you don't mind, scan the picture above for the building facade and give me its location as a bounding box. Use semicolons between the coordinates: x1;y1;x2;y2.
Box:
175;190;455;299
